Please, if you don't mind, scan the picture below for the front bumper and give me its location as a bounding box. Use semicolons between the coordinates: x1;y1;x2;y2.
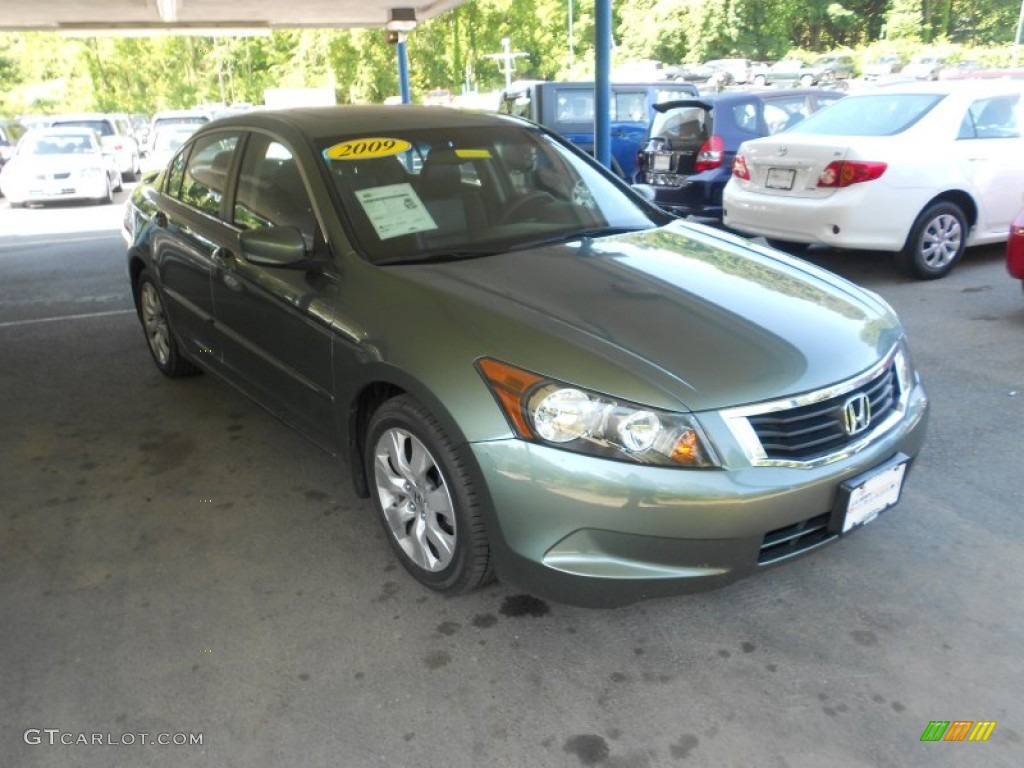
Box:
6;176;108;205
471;380;928;607
634;178;725;219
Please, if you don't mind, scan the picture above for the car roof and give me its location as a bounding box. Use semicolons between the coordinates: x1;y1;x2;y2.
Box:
654;88;842;109
201;105;532;142
49;113;116;122
863;79;1024;96
152;109;211;119
25;126;100;137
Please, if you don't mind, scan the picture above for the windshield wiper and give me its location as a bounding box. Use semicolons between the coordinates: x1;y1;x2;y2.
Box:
376;249;499;266
506;226;649;252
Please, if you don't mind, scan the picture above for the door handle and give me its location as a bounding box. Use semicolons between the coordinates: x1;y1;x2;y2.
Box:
210;247;234;268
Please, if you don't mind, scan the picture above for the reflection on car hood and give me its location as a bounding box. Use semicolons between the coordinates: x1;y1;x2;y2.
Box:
402;222;901;412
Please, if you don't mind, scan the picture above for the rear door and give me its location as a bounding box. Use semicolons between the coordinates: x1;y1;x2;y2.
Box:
950;92;1024;238
150;130;241;364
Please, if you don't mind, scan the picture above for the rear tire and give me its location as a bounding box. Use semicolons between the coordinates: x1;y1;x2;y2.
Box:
136;270;200;377
895;201;966;279
366;395;493;595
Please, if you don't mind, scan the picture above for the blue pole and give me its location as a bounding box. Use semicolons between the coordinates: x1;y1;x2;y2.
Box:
593;0;612;171
398;36;411;104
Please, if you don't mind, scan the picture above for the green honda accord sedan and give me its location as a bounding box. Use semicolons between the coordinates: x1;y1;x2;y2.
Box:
123;106;928;607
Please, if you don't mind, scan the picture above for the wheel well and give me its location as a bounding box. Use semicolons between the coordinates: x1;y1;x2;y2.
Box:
127;255;147;309
348;381;406;498
927;190;977;229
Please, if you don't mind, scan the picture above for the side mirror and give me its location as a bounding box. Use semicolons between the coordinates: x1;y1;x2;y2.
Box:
630;183;657;203
240;225;311;268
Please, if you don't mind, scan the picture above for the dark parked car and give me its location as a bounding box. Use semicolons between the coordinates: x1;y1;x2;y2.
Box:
123;106;928;607
634;88;844;219
753;55;854;87
500;81;698;180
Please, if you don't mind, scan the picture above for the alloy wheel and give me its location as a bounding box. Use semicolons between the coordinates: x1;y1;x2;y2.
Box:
372;427;457;572
140;281;171;366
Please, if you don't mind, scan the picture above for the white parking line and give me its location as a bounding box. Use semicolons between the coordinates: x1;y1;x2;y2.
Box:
0;309;135;329
0;234;122;254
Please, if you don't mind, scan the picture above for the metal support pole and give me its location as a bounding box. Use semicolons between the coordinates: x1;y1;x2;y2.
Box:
398;34;411;104
1014;0;1024;67
594;0;612;171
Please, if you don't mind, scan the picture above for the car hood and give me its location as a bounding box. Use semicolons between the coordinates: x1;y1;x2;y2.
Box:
396;223;901;413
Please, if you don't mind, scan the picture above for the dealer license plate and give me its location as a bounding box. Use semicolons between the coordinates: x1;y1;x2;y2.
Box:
841;461;907;532
765;167;795;190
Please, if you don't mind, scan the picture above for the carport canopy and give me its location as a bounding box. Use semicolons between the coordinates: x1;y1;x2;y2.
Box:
0;0;618;170
0;1;463;32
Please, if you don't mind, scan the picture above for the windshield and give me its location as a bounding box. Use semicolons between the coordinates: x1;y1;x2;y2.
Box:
649;105;712;145
786;93;943;136
152;126;197;152
319;123;664;264
22;132;97;155
52;119;113;137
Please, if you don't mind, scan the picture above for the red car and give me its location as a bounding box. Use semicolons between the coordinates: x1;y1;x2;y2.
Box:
1009;207;1024;289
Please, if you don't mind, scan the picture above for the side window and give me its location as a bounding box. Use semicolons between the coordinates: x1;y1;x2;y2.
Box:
556;91;593;122
178;133;239;217
233;135;316;247
765;96;813;135
612;91;647;122
963;95;1020;139
732;101;760;134
164;146;188;198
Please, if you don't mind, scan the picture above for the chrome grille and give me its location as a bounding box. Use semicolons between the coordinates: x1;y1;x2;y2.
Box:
746;363;899;462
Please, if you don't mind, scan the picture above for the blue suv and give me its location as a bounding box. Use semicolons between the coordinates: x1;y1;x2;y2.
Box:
500;81;699;181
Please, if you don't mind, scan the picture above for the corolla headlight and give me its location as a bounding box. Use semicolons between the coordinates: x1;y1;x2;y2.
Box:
80;166;102;177
477;358;719;467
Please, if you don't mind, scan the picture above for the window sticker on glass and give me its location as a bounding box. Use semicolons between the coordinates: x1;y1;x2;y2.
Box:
454;148;492;159
355;183;438;240
324;138;412;161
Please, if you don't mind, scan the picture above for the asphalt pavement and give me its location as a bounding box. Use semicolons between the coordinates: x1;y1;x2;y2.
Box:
1;195;1022;767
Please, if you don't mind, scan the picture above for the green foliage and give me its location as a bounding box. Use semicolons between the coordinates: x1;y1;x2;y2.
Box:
0;0;1021;117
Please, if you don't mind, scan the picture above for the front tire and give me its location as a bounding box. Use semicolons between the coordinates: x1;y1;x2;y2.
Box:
366;395;492;594
136;270;200;377
895;202;966;279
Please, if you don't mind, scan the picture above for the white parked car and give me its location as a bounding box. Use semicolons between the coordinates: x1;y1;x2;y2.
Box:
0;127;121;207
723;81;1024;278
140;123;200;174
48;113;141;182
903;54;947;81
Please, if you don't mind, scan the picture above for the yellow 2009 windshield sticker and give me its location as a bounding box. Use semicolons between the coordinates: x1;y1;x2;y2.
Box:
324;138;411;161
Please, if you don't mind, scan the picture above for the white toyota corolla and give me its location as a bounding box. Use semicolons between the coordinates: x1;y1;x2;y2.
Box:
723;80;1024;278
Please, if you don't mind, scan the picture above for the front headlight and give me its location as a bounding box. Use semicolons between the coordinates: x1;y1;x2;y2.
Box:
477;358;720;468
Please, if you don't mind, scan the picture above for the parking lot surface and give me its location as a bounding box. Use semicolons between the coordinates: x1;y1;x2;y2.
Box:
1;198;1022;767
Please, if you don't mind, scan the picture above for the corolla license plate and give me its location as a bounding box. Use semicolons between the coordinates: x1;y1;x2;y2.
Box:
765;167;796;190
833;455;908;533
652;154;671;171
